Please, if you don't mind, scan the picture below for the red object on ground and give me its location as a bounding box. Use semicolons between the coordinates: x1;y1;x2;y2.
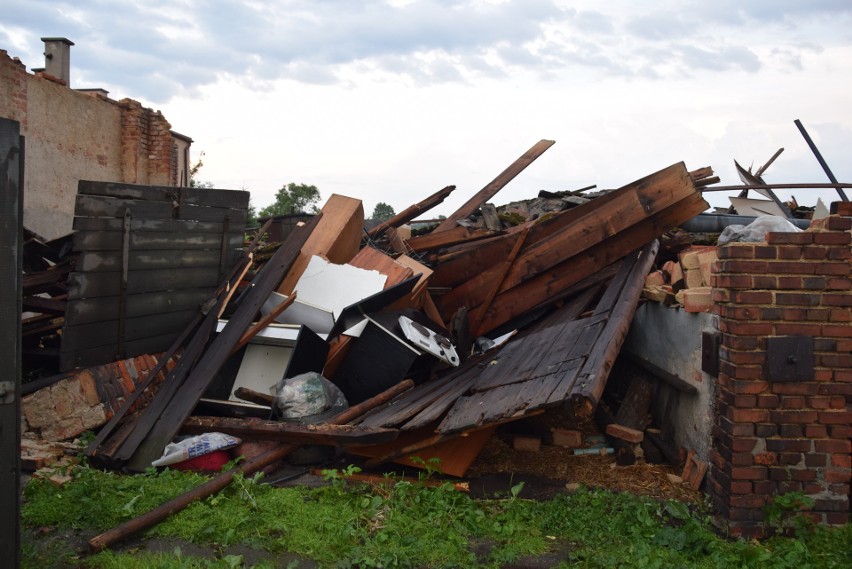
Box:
171;450;231;472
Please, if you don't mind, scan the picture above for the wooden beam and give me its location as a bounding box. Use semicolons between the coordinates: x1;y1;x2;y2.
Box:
181;416;400;446
431;140;554;232
367;184;456;238
277;194;363;295
405;225;499;253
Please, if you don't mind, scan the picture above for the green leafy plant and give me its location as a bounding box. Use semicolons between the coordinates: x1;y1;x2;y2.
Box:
764;491;816;537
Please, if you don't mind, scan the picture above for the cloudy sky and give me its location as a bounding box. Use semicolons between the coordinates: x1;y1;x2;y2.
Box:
3;1;852;216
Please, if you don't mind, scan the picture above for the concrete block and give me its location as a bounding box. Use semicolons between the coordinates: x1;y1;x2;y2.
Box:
662;260;683;285
697;249;718;288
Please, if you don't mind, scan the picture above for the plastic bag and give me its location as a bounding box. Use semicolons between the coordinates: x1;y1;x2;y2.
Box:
151;432;240;467
718;215;802;244
273;372;348;420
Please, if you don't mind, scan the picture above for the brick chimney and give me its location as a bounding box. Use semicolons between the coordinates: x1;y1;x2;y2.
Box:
41;37;74;86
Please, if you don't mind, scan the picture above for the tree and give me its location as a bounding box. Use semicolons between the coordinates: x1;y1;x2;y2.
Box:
370;202;396;222
188;151;215;189
257;183;321;218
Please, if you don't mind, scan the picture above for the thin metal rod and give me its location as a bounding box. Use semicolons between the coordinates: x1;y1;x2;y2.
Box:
701;183;852;192
794;119;849;201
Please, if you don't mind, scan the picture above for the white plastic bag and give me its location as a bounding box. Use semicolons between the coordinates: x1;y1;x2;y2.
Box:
718;215;802;244
151;432;240;467
273;372;347;420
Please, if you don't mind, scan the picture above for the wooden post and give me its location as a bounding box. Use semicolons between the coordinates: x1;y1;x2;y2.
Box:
0;118;22;569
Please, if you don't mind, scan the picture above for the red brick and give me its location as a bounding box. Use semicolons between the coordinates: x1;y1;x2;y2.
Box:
815;439;852;453
752;275;777;289
759;307;784;320
731;438;758;452
753;245;778;259
833;202;852;216
826;512;850;525
775;292;822;306
724;334;760;351
778;452;803;466
719;260;769;274
723;349;765;366
780;396;806;409
730;480;752;494
770;410;819;424
730;495;768;508
803;246;831;260
715;274;753;289
777;276;805;289
817;262;851;276
805;308;831;321
826;277;852;291
719;320;774;335
766;439;812;453
804;424;828;438
823;325;852;338
727;407;769;423
771;382;820;395
720;361;763;380
825;470;851;484
732;290;774;304
717;244;755;259
829;308;852;322
805;453;827;467
512;435;541;452
754;452;777;466
755;395;779;409
806;396;833;409
767;232;814;245
826;216;852;231
755;424;778;438
718;416;755;437
731;466;767;480
818;410;852;424
551;428;583;448
777;245;805;259
775;323;822;336
814;231;851;245
753;480;775;495
778;423;803;437
822;293;852;307
819;383;852;396
831;454;851;468
828;247;851;261
829;425;852;438
769;261;817;274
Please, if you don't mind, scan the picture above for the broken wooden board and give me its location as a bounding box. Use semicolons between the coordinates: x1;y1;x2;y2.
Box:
276;194;363;296
181;417;399;446
432;140;555;233
347;425;496;477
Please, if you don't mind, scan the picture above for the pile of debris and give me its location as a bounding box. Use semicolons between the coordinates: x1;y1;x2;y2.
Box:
21;139;724;549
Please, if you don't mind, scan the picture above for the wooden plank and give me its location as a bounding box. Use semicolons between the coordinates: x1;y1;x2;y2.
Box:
180;417;399;446
61;309;198;352
277;194;363;296
568;240;660;415
73;230;243;251
432;140;555;232
75;194;175;219
429;233;518;288
473;190;708;336
480;203;502;231
76;249;224;272
177;204;248;224
405;225;499;253
78;181;250;209
60;332;182;371
67;267;221;298
125;216;321;471
73;216;228;234
347;425;495;477
0;117;22;569
65;288;212;325
367;184;456;238
401;372;481;431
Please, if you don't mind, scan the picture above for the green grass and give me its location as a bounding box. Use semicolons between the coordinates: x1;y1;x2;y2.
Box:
21;463;852;569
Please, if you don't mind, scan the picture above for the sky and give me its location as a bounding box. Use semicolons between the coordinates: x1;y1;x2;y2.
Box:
3;0;852;217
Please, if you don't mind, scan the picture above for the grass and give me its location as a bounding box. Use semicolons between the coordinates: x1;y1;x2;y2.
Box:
21;463;852;569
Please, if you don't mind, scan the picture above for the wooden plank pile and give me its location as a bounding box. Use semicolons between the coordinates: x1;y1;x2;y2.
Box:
19;140;715;550
61;181;249;370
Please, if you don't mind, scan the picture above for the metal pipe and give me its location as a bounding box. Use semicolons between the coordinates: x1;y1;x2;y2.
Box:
679;214;810;233
794;119;849;201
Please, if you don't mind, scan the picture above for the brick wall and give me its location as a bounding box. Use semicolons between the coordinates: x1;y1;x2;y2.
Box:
709;204;852;538
22;353;176;442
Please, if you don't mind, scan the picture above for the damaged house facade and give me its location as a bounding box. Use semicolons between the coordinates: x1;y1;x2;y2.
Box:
2;39;850;560
0;37;192;241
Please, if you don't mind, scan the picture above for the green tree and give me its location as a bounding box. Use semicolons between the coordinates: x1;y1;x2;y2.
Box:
257;182;321;218
370;202;396;221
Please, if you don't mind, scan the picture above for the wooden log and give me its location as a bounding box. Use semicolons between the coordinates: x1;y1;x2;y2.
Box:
181;416;400;446
366;184;456;238
432;140;554;232
233;387;275;406
87;379;414;552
